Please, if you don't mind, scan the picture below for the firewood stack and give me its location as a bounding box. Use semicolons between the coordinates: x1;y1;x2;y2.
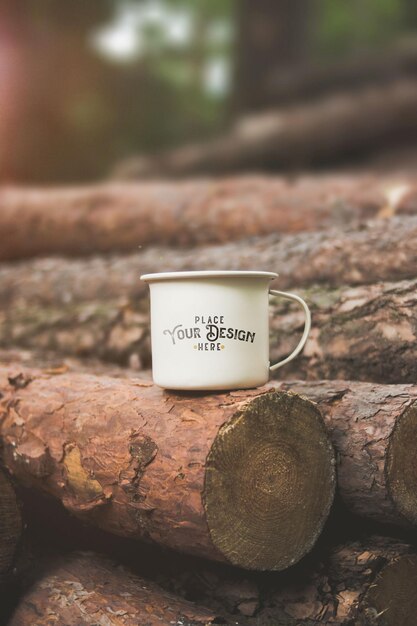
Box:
0;172;416;625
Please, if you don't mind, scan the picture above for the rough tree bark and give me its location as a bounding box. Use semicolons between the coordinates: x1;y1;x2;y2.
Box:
0;299;153;370
0;469;22;586
1;215;416;307
0;174;416;260
0;367;335;571
115;79;417;177
9;552;221;626
264;537;417;625
275;380;417;527
235;0;312;112
270;278;417;383
1;278;415;383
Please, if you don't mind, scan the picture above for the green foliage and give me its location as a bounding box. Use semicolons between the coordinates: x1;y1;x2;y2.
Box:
315;0;409;58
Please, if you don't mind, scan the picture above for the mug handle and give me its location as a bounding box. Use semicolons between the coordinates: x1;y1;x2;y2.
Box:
269;289;311;372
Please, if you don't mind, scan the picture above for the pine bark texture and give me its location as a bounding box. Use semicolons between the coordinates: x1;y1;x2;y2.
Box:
1;279;416;383
9;552;220;626
0;297;152;370
0;469;22;585
0;367;335;571
275;380;417;527
1;216;416;308
1;174;416;260
270;278;417;383
264;537;417;625
115;79;417;177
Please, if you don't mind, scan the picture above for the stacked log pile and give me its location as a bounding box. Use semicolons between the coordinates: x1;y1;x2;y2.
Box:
0;172;416;625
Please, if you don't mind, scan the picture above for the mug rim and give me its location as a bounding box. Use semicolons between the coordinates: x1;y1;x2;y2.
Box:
141;270;278;283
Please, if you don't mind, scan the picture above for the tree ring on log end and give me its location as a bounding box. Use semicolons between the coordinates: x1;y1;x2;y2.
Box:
359;554;417;626
203;391;336;570
387;402;417;525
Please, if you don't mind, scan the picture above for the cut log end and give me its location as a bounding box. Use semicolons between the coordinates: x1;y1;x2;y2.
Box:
360;554;417;626
0;470;22;583
204;391;336;570
387;401;417;525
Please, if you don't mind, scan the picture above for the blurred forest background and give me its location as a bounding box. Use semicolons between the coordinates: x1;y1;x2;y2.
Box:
1;0;417;183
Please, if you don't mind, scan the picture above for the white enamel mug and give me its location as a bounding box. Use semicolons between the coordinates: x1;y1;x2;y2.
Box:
141;271;311;390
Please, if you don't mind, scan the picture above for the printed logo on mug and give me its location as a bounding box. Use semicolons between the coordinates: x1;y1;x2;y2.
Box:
141;271;311;390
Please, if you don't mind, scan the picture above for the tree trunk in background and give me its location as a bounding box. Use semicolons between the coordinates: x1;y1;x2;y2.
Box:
0;3;28;181
0;1;115;184
235;0;313;112
0;368;335;571
9;552;221;626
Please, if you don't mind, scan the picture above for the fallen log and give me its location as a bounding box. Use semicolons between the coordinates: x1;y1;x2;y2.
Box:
264;39;417;105
276;380;417;527
2;278;415;383
0;368;335;571
114;79;417;178
266;536;417;625
1;215;416;307
0;173;416;260
9;552;221;626
0;469;22;586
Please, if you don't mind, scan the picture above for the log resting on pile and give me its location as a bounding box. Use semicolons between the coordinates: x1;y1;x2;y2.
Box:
1;278;416;383
0;367;335;571
265;537;417;625
0;469;22;586
0;216;416;307
2;368;414;530
8;551;221;626
0;173;416;260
